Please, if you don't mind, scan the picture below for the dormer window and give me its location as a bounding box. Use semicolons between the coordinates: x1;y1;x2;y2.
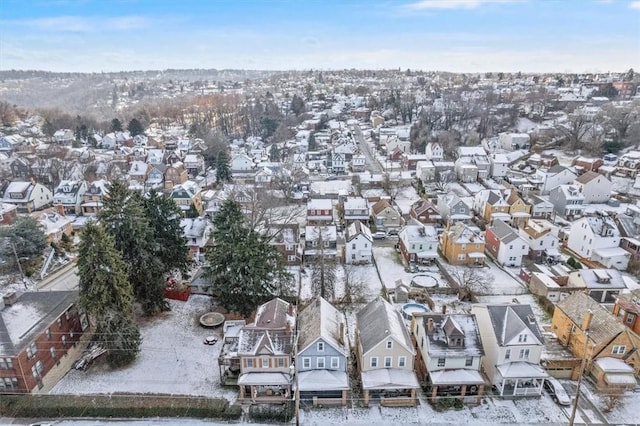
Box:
386;340;393;349
518;334;527;343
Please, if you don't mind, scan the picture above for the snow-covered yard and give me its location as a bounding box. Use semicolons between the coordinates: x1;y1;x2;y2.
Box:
372;247;449;291
51;295;237;401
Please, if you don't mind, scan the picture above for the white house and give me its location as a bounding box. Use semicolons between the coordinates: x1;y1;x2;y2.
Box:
535;165;577;195
499;133;530;151
485;219;529;267
2;181;53;213
566;216;630;270
489;154;510;178
574;171;612;204
472;304;548;398
230;153;255;173
425;142;444;161
345;221;373;264
52;180;88;215
518;219;561;262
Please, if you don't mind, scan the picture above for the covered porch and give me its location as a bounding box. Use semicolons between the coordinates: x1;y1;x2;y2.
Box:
361;368;420;406
297;369;349;407
238;372;292;403
494;362;548;398
428;369;486;403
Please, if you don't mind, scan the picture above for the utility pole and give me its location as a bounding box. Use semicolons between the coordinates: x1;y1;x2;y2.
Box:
11;242;28;289
568;309;593;426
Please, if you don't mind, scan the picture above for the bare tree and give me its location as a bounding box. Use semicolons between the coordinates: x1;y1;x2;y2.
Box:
450;267;490;301
434;170;454;193
601;388;624;413
559;114;592;150
341;265;368;304
308;227;337;301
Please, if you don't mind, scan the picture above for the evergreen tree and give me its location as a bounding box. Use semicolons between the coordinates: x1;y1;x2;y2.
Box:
77;223;141;367
127;118;145;137
205;200;292;316
186;202;200;219
111;118;123;133
0;216;47;268
143;189;192;275
216;151;232;182
99;181;168;315
290;94;305;116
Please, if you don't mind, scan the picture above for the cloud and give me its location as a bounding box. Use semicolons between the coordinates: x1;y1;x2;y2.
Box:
630;1;640;8
403;0;523;10
6;15;160;33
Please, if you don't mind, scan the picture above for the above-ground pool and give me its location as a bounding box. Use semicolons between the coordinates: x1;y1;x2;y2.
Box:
401;303;429;320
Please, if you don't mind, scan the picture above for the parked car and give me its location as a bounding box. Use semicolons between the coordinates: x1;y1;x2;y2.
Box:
543;377;571;406
373;231;387;240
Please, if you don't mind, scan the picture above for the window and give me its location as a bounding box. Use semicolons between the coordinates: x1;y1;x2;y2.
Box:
302;357;311;369
398;356;406;368
509;245;513;250
437;358;445;367
323;241;330;248
287;255;297;262
386;340;393;349
46;328;51;340
457;254;465;260
62;336;67;347
364;243;368;248
317;357;326;368
612;345;626;355
262;356;269;368
519;349;530;359
0;358;13;370
352;243;356;249
31;360;43;377
384;357;392;367
317;342;325;352
505;349;511;360
0;378;18;390
351;254;356;260
421;337;424;348
518;334;527;343
370;357;378;368
50;347;56;359
278;358;284;368
331;357;339;369
461;244;467;250
285;244;294;251
26;343;37;359
465;357;473;367
626;314;636;324
246;358;254;368
57;318;62;327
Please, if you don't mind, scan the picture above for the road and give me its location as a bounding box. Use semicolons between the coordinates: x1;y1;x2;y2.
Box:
36;261;79;291
351;125;383;174
561;381;610;425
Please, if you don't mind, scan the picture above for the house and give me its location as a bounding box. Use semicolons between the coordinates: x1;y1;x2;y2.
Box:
268;225;302;266
236;298;296;403
457;147;490;180
164;162;188;189
507;190;531;228
499;133;530;151
411;312;486;403
489;154;510;178
145;163;166;188
183;154;205;177
518;219;561;262
455;159;479;183
485;219;529;267
565;269;627;304
81;179;109;216
548;185;585;219
573;171;612;204
0;134;25;153
350;154;366;173
345;221;373;264
472;304;548;398
409;199;441;226
551;292;639;391
535;165;577;195
566;216;630;270
52;180;87;215
230;153;255;176
440;222;486;266
296;297;350;406
526;195;554;219
437;193;472;224
0;202;18;225
415;161;436;182
170;181;202;215
473;189;511;224
307;198;334;225
180;217;212;262
127;160;150;185
2;181;52;213
254;167;274;185
53;129;74;144
304;225;338;261
613;289;640;335
0;291;87;394
355;297;420;406
371;199;403;232
342;197;369;225
425;142;444;161
573;156;603;173
31;209;73;243
398;222;438;265
9;157;30;179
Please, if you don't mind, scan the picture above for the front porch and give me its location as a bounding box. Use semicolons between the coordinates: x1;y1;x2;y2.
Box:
494;362;548;398
361;368;420;407
428;369;486;403
237;372;292;403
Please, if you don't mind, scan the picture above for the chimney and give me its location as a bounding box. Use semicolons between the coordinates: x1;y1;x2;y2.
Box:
3;292;17;307
441;305;447;315
427;318;434;335
339;322;345;345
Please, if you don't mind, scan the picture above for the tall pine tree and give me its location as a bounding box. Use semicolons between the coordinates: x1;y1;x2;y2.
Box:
205;199;291;316
77;223;141;367
216;151;231;183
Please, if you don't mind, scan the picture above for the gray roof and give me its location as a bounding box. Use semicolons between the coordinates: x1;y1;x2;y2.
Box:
489;219;520;244
297;296;347;355
555;292;625;345
0;291;78;356
419;313;485;357
486;304;544;346
356;297;414;356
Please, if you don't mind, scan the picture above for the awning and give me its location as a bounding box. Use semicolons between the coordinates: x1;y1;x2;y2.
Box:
497;362;548;379
417;251;438;259
361;368;420;390
429;369;485;386
237;372;291;386
604;373;636;386
468;252;486;258
296;370;349;391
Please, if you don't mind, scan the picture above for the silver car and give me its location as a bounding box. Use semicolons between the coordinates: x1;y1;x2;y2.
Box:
543;377;572;406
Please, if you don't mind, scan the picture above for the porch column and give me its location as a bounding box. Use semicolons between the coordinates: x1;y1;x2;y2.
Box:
239;385;245;399
410;388;416;404
431;386;438;402
364;390;370;406
514;378;519;395
460;385;467;397
342;390;347;406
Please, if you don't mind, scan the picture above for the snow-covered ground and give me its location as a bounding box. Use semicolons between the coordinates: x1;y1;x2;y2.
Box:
51;295;237;400
297;263;382;303
372;247;448;291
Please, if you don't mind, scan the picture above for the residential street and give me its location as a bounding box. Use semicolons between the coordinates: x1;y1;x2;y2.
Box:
36;262;79;291
351;125;383;174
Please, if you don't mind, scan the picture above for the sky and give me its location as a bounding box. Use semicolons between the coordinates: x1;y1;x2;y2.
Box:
0;0;639;73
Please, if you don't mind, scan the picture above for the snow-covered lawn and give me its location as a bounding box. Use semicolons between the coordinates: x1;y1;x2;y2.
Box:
51;295;237;401
393;186;420;215
372;247;448;291
297;263;382;303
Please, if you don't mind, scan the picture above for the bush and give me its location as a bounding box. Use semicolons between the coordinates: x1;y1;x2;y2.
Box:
248;401;294;423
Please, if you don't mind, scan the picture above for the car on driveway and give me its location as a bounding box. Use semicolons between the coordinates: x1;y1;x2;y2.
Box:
543;377;572;406
373;231;387;240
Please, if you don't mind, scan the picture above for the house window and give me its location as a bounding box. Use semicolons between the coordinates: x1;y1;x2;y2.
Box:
384;357;392;367
351;254;356;260
31;360;43;377
323;241;330;248
465;357;473;367
364;243;368;248
0;378;18;390
437;358;445;367
505;349;511;360
246;358;254;368
287;255;297;262
398;356;406;368
331;357;339;369
278;358;285;368
461;244;467;250
386;340;393;349
285;244;294;251
352;243;356;249
626;314;636;324
62;336;67;347
519;349;530;359
457;254;465;261
518;334;527;343
26;343;37;359
50;347;56;359
46;328;51;340
317;357;326;368
370;357;378;368
0;358;13;370
65;310;71;320
262;356;269;368
317;342;325;352
612;345;626;355
57;318;62;327
302;357;311;369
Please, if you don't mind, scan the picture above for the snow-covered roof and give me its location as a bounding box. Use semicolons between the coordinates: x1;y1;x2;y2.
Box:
360;368;420;390
497;362;548;379
356;297;414;356
297;369;349;391
297;296;348;356
485;304;544;346
417;313;484;358
429;369;485;386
